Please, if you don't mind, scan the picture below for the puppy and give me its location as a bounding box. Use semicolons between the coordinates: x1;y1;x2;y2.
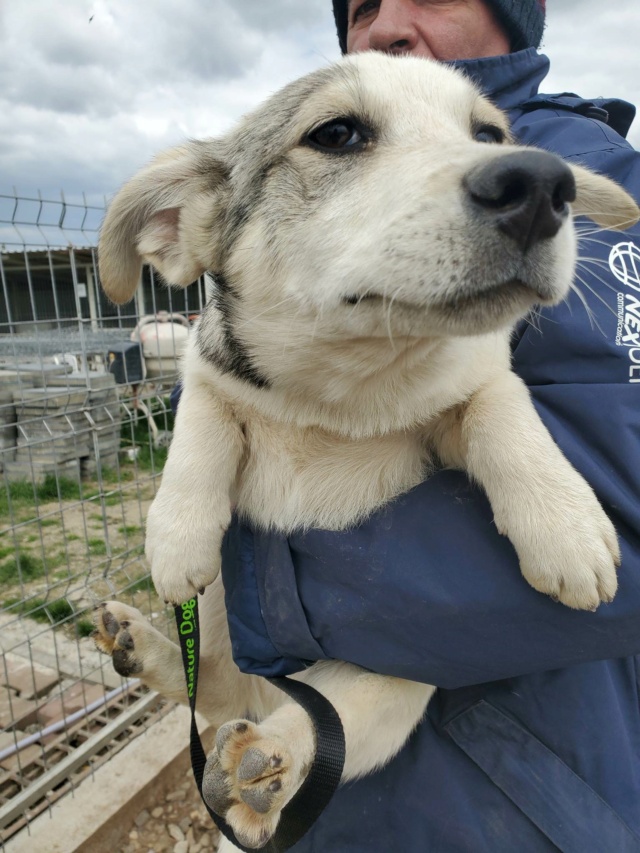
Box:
93;53;639;850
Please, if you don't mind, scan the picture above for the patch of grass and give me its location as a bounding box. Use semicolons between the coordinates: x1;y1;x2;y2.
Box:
2;596;48;621
1;595;72;623
103;494;123;507
118;524;141;537
40;518;60;528
0;552;46;583
136;443;169;472
2;480;36;506
16;510;38;525
76;617;95;638
2;596;93;635
88;538;108;556
100;466;120;485
46;598;75;622
0;475;83;518
0;545;14;561
66;533;81;542
38;475;83;503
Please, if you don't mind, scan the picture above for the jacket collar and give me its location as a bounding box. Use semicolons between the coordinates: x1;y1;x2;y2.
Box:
449;47;550;112
449;47;635;139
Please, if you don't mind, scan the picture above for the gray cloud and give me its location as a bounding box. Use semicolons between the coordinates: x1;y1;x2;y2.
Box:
0;0;637;207
233;0;327;30
543;3;640;146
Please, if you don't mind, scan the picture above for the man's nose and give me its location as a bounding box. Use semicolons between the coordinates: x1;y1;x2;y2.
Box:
368;0;425;55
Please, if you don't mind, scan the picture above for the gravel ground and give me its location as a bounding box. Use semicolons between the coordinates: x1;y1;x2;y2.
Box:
120;765;221;853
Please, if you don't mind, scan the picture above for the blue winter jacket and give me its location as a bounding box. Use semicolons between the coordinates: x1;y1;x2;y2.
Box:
217;49;640;852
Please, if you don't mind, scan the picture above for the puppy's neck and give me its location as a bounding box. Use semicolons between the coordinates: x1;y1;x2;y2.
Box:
191;330;510;440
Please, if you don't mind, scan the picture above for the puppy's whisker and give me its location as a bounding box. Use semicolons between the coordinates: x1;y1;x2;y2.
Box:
576;254;614;270
383;295;397;353
570;274;618;324
574;225;611;238
574;223;608;235
575;261;623;295
309;304;323;346
578;234;633;251
523;308;544;335
235;296;299;331
384;287;406;351
567;283;601;332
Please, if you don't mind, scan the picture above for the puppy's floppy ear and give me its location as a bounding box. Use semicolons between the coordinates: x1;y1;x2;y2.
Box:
570;164;640;231
99;141;230;304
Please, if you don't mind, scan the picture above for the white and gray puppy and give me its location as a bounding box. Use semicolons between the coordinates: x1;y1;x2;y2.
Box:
94;53;639;850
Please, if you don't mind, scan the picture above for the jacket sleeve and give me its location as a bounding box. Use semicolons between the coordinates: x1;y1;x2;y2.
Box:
221;139;640;690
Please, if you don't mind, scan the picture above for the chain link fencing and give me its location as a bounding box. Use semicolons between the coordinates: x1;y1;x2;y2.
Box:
0;190;205;844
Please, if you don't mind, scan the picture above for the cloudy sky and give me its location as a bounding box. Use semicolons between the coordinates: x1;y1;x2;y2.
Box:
1;0;639;213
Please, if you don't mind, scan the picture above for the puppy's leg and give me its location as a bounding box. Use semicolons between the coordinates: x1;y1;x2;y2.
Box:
436;371;619;610
203;662;432;848
93;600;187;700
92;581;284;724
146;368;244;605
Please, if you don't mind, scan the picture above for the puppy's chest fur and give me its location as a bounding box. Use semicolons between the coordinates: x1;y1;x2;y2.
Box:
234;411;431;533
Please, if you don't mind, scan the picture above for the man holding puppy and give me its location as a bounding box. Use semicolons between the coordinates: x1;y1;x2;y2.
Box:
218;1;640;849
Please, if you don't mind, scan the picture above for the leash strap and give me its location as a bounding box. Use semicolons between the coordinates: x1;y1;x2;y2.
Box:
175;599;345;852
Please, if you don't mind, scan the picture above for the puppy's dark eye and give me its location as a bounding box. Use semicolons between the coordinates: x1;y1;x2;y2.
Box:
306;119;368;153
474;125;505;144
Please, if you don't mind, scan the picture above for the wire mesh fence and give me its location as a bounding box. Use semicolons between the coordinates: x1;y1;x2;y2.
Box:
0;190;205;844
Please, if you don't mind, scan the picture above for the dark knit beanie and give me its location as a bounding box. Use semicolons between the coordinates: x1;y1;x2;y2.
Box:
332;0;546;54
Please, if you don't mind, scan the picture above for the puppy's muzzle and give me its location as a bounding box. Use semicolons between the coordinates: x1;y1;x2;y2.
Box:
465;150;577;253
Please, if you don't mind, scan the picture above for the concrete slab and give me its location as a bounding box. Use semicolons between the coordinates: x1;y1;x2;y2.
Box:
2;651;60;700
0;687;37;731
32;680;106;729
0;616;122;690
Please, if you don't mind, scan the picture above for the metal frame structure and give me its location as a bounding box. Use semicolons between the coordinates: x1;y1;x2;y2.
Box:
0;191;204;844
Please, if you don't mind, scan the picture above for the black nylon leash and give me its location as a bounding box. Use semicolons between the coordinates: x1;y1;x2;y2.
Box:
175;598;345;852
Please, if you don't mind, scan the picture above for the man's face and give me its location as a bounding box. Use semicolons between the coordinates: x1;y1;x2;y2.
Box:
346;0;511;59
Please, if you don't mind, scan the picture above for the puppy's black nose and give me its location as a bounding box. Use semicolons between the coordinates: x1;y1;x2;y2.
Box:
465;150;576;252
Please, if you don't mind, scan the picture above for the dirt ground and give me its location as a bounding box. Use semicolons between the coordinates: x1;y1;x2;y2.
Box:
0;470;160;619
120;764;221;853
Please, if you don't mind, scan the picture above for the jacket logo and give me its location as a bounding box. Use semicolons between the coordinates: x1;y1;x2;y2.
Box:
610;241;640;292
610;242;640;384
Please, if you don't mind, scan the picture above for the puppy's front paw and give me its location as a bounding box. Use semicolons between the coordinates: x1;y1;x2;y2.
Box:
145;496;228;605
202;719;313;850
506;482;620;611
148;534;222;606
92;601;161;677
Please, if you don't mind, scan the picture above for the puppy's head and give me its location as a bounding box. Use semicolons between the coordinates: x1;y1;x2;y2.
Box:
99;53;639;346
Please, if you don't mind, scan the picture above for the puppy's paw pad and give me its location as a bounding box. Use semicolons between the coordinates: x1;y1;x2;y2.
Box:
91;602;147;676
203;719;302;849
